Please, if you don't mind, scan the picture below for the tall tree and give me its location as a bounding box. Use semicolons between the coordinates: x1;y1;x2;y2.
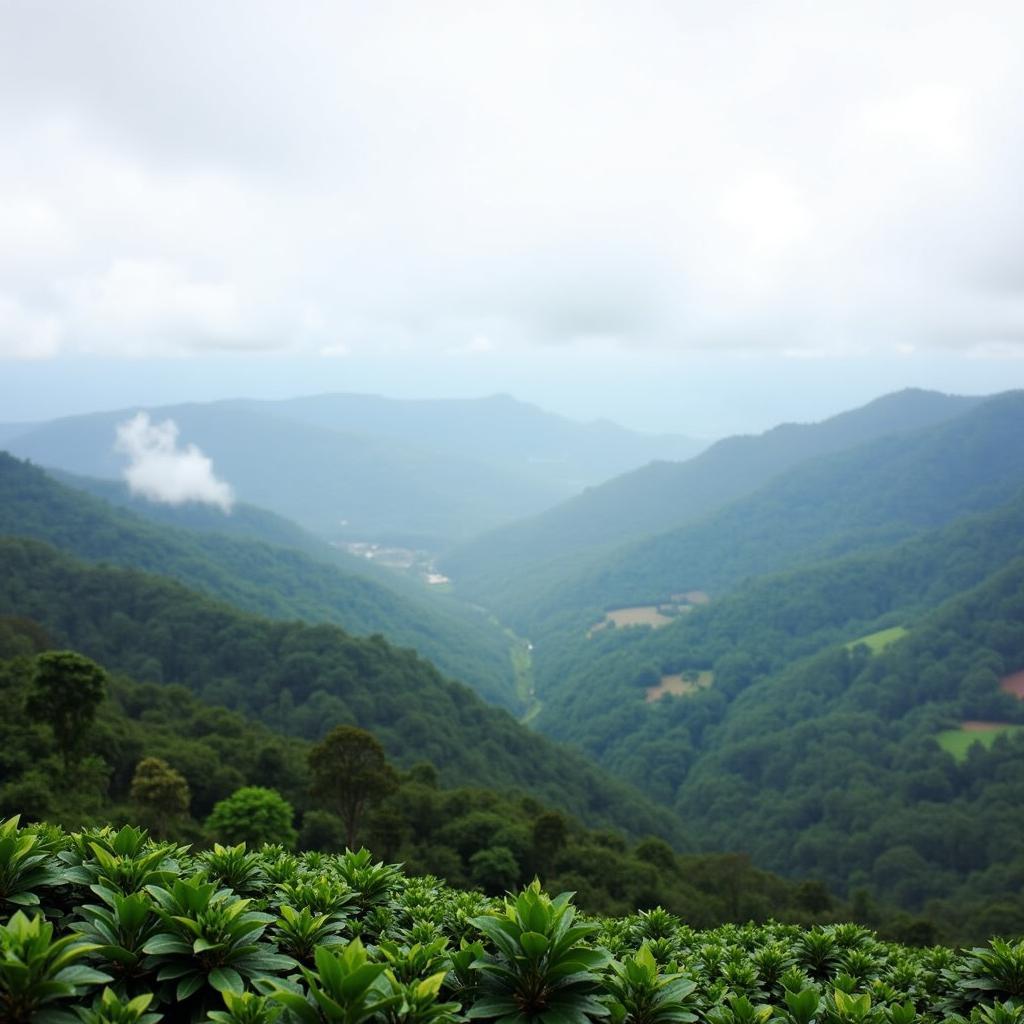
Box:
25;651;106;770
308;726;398;849
131;757;191;838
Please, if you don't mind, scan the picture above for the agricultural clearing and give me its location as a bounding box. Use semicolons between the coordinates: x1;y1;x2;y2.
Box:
589;593;711;635
589;605;675;634
646;670;714;702
845;625;908;653
936;721;1024;762
1001;669;1024;698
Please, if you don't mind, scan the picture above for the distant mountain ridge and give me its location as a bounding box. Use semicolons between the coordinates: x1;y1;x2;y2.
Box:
225;392;706;482
2;393;705;547
469;390;1024;631
441;388;987;607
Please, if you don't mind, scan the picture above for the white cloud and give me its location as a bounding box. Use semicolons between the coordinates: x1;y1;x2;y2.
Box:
445;334;495;356
68;260;244;352
0;293;62;359
114;412;234;511
0;1;1023;364
319;342;350;357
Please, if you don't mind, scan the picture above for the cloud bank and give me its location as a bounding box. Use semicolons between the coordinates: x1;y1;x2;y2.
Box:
114;413;234;512
1;1;1023;363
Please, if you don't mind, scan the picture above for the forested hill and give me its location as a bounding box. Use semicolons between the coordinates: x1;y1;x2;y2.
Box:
469;389;1024;631
0;453;518;709
508;498;1024;938
442;388;983;598
0;632;843;926
670;556;1024;938
532;490;1024;765
45;465;477;613
0;536;685;845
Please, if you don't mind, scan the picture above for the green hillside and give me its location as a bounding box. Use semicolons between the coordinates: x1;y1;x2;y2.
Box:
669;557;1024;932
0;453;518;709
532;492;1024;768
0;632;841;924
493;492;1024;937
0;537;684;844
473;390;1024;632
442;388;983;599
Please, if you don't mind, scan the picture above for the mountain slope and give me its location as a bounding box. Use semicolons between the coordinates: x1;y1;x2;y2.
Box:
442;388;984;598
670;556;1024;920
478;390;1024;631
0;536;686;843
0;453;519;709
532;489;1024;770
491;490;1024;928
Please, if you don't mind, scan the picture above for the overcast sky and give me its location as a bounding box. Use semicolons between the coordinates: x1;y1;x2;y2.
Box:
2;0;1024;434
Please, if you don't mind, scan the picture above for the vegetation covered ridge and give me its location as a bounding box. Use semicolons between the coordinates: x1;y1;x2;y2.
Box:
1;816;1023;1024
0;555;683;848
456;389;1024;633
0;636;854;929
0;452;519;711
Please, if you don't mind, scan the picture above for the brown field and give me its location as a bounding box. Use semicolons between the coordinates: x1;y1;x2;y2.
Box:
646;670;714;703
1000;670;1024;699
607;606;674;627
962;720;1012;732
589;606;674;635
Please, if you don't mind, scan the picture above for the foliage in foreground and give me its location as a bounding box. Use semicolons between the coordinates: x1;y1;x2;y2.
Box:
1;817;1024;1024
0;642;858;936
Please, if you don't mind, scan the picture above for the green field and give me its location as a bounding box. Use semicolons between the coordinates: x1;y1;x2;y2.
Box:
846;625;908;653
936;723;1024;762
504;624;542;723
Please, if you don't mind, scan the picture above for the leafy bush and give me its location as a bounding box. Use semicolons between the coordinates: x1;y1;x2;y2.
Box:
0;820;1021;1024
205;789;298;850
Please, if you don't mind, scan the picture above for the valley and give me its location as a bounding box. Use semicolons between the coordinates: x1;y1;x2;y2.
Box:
4;387;1024;944
9;11;1024;1016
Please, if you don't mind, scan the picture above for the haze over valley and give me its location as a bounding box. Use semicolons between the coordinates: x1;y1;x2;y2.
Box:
6;6;1024;1002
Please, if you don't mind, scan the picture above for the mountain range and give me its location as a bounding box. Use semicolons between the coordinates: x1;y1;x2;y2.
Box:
1;393;705;547
5;385;1024;938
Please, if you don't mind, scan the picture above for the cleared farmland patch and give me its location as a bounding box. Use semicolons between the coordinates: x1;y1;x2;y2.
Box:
1000;669;1024;699
606;606;674;628
646;670;714;702
846;625;908;654
588;593;710;635
936;721;1024;762
589;605;675;635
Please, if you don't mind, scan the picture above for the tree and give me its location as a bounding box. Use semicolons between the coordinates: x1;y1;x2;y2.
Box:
298;811;346;852
531;811;568;873
25;651;106;770
469;845;520;894
308;726;398;849
205;786;297;848
130;757;191;838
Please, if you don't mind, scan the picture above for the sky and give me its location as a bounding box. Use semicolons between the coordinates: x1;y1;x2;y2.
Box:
2;0;1024;436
